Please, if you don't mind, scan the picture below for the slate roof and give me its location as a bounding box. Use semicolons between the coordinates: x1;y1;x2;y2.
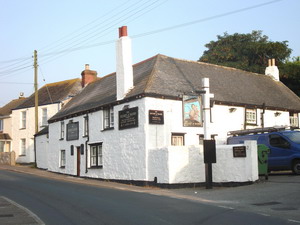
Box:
34;126;49;137
14;78;82;110
0;97;27;116
49;54;300;122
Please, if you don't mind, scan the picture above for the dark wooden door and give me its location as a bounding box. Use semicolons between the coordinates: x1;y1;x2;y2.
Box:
77;147;80;176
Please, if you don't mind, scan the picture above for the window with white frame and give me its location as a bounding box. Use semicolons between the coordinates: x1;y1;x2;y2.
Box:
83;116;88;137
0;119;3;132
246;108;257;125
20;139;26;155
171;133;185;146
60;150;66;168
42;108;48;126
21;111;26;129
290;112;299;128
103;107;114;129
90;143;103;167
60;121;65;139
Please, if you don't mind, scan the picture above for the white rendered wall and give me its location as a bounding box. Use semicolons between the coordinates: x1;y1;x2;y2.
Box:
45;96;289;183
12;103;60;163
36;134;48;169
148;141;258;184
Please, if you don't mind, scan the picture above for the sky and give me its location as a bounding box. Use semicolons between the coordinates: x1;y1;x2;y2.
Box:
0;0;299;106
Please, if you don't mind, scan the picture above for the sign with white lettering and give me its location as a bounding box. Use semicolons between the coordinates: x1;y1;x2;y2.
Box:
119;107;138;130
149;110;164;124
233;146;247;157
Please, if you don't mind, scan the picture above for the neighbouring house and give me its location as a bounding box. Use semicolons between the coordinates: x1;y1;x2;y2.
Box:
12;67;98;164
37;26;300;185
0;94;27;153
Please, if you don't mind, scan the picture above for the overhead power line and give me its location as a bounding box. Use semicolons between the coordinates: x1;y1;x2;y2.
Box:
0;0;283;78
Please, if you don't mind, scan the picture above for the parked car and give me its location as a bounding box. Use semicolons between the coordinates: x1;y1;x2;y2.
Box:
227;129;300;174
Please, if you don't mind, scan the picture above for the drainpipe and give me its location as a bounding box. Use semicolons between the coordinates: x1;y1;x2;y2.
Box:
261;103;266;128
85;114;89;173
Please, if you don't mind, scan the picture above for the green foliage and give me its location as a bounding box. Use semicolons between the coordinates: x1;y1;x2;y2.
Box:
280;57;300;96
199;30;292;74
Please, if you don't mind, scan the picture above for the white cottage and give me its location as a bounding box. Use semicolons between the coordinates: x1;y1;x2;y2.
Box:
11;78;87;163
41;26;300;185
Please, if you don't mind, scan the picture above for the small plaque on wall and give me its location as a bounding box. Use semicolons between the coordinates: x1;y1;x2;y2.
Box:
149;110;164;124
119;107;139;130
233;146;247;157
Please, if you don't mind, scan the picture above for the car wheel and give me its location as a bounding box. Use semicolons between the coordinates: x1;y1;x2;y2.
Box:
292;160;300;175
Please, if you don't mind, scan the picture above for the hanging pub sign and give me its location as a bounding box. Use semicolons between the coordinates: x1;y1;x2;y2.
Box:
183;95;203;127
119;107;139;130
149;110;164;124
66;121;79;141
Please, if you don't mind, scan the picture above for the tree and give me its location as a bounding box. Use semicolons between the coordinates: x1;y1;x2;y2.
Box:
280;57;300;96
199;30;292;74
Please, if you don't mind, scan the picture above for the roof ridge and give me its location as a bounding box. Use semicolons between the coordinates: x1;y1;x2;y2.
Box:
163;55;267;77
143;55;161;93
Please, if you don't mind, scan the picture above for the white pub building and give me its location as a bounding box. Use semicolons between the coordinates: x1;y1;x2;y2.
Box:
36;26;300;186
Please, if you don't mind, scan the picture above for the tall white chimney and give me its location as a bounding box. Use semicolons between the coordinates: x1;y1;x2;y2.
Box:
116;26;133;100
265;58;279;81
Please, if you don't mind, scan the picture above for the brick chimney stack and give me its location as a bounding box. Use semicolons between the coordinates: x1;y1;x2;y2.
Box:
116;26;133;100
81;64;97;87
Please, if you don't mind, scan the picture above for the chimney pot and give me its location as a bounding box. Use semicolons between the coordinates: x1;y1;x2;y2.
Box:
119;26;128;38
85;64;90;70
272;58;275;66
268;59;272;67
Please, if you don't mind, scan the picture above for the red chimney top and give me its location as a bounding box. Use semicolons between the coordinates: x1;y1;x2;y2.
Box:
119;26;128;38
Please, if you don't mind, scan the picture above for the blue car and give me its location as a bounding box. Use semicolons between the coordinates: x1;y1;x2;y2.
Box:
227;130;300;174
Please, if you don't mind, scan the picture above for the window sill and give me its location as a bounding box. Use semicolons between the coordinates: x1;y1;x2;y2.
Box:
59;138;64;141
82;135;88;138
19;128;26;130
19;154;26;157
60;166;65;169
90;165;103;169
101;127;114;132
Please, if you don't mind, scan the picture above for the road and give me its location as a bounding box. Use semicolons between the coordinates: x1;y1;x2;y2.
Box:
0;169;298;225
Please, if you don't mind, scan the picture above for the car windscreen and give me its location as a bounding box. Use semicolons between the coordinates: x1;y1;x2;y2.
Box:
282;132;300;144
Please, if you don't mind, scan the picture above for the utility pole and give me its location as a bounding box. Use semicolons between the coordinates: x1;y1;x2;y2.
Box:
34;50;38;134
34;50;38;167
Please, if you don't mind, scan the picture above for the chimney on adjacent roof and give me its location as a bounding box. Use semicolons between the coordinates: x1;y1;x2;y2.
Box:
81;64;97;87
265;58;279;81
116;26;133;100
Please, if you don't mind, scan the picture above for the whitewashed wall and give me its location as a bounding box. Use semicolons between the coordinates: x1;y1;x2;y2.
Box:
148;141;258;184
45;96;290;184
12;103;60;163
35;134;48;169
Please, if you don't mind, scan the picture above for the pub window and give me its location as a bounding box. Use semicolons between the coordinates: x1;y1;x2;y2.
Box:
90;143;103;167
83;116;88;137
245;108;257;125
20;138;26;155
171;133;185;146
42;108;48;126
21;111;26;129
103;107;114;130
290;112;299;128
60;121;65;140
60;150;66;168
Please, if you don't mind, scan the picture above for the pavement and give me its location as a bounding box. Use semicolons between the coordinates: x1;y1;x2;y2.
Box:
0;164;300;224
